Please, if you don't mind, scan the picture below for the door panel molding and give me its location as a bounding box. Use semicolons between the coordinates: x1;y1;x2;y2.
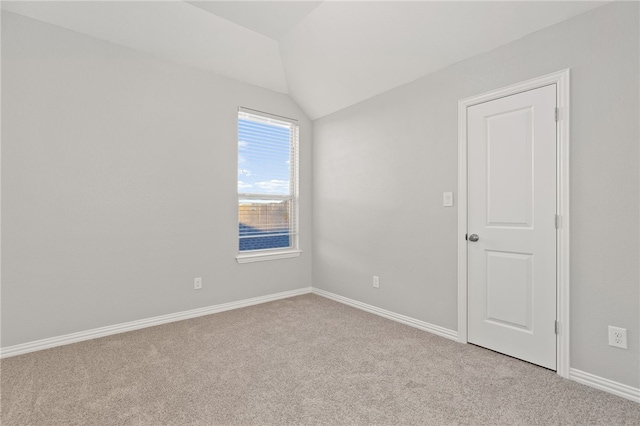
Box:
457;69;570;378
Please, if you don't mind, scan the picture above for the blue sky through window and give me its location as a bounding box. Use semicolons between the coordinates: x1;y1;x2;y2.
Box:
238;118;291;196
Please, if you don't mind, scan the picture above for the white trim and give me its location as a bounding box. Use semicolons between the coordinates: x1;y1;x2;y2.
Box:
238;106;298;124
570;369;640;403
312;288;458;341
457;89;469;345
5;283;639;405
0;287;312;359
457;69;571;378
555;70;571;379
236;249;301;263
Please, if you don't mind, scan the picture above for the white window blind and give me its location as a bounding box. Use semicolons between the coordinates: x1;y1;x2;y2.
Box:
237;108;299;254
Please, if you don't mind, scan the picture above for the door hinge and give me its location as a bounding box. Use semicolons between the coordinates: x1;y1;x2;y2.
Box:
555;320;560;335
555;107;560;122
555;214;561;229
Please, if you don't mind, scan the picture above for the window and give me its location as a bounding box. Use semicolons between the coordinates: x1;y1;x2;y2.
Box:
237;108;300;263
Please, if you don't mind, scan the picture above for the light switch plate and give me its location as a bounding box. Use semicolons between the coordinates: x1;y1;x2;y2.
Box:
443;192;453;207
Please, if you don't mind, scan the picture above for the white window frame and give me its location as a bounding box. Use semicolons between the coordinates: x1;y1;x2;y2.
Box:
236;107;301;264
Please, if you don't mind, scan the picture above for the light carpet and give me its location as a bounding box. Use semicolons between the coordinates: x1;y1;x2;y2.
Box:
1;294;639;425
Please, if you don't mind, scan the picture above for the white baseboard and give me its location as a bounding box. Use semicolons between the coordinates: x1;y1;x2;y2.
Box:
570;368;640;403
4;286;638;405
312;288;640;404
312;287;458;341
0;287;313;359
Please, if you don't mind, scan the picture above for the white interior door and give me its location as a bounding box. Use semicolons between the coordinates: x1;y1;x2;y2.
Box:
467;84;557;370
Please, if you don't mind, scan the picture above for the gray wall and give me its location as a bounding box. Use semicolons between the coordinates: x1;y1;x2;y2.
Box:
313;2;639;387
3;2;639;391
1;12;312;347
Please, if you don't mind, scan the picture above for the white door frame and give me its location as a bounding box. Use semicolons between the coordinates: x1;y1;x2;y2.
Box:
457;69;570;378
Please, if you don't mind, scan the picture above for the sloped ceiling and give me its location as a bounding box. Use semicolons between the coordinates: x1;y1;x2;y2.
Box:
187;1;323;40
2;1;609;119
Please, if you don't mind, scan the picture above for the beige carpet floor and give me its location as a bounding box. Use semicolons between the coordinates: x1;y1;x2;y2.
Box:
1;293;639;425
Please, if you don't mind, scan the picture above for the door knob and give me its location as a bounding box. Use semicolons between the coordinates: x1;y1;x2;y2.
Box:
468;234;479;242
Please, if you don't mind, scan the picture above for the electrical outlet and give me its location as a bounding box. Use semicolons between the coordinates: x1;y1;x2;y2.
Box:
608;326;627;349
373;276;380;289
194;277;202;290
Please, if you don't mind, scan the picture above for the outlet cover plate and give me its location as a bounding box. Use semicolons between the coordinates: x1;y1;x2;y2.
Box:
608;326;627;349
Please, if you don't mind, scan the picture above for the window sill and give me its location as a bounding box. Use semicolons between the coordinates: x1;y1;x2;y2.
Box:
236;249;302;264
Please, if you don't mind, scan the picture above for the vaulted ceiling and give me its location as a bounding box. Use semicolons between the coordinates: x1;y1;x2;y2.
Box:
2;1;609;119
